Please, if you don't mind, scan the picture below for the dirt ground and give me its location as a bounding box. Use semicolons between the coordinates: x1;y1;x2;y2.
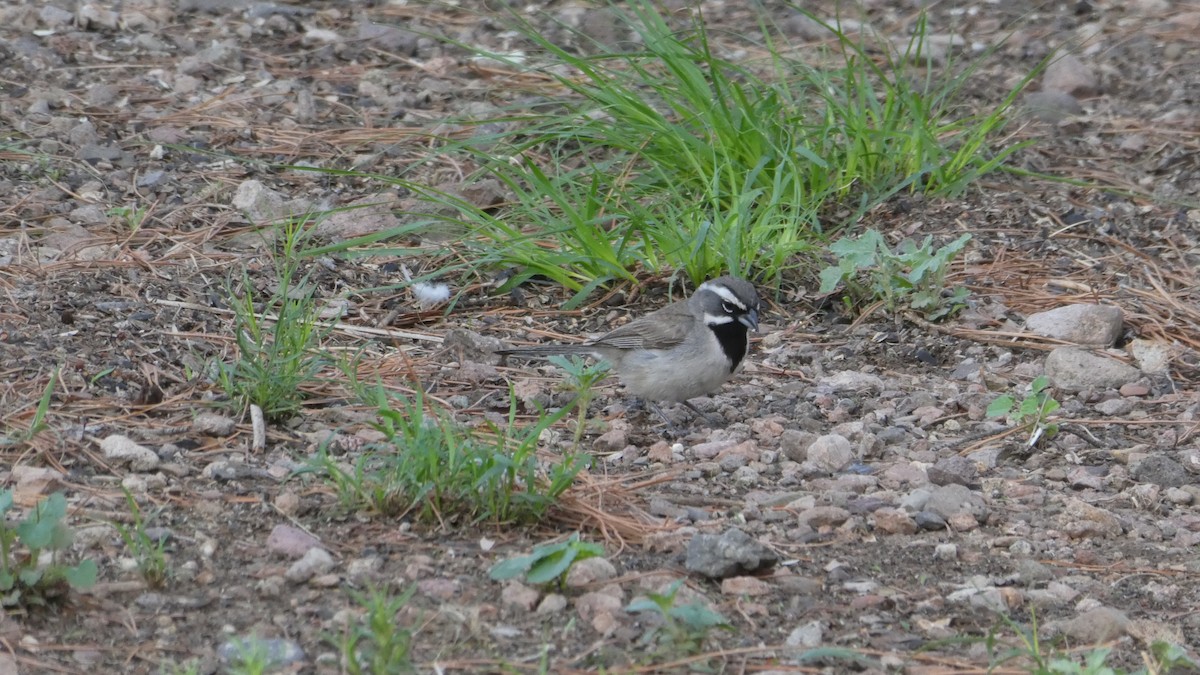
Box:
3;0;1200;673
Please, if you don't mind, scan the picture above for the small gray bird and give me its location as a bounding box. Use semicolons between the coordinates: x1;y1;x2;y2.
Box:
496;276;761;424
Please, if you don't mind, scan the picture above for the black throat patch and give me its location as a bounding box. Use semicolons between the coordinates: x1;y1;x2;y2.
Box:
709;321;748;372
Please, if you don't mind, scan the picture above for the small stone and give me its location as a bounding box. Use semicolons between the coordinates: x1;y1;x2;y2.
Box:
1062;498;1123;538
565;557;617;588
934;543;958;561
592;428;627;453
721;576;771;596
99;435;160;471
1165;487;1193;505
871;507;918;535
537;593;568;614
926;484;988;522
1094;398;1134;416
284;547;335;583
785;620;824;648
192;412;237;437
1119;383;1150;397
797;506;851;529
780;429;816;462
1023;91;1084;124
1054;607;1129;643
805;434;855;473
501;581;540;612
926;455;978;487
947;512;980;531
914;511;947;531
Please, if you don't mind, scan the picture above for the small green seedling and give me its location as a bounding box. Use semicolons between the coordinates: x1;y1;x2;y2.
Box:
333;585;416;675
0;490;97;607
819;229;972;320
626;579;732;654
488;533;604;590
112;488;169;588
987;375;1060;448
548;354;610;446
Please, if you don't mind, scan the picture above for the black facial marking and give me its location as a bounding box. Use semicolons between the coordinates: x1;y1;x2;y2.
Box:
709;320;749;372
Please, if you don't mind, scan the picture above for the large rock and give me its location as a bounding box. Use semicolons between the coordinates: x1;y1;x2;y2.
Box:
1045;347;1141;392
685;528;778;580
1025;304;1123;347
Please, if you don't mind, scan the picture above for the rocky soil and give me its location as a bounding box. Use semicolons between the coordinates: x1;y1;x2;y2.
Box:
3;0;1200;673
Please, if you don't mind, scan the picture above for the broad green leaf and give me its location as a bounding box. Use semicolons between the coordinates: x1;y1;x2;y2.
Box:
985;396;1014;418
488;555;536;581
0;490;12;514
670;603;730;630
63;560;97;589
525;549;573;585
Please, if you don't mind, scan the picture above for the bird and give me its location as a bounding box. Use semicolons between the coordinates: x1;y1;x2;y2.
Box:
495;275;761;426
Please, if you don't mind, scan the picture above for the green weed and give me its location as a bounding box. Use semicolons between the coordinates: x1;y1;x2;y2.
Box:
818;229;972;319
112;488;169;588
212;215;332;421
308;382;590;524
0;490;97;608
987;375;1061;448
489;533;604;591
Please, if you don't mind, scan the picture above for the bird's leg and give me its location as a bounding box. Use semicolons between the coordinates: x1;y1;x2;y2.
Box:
643;400;686;437
681;400;721;427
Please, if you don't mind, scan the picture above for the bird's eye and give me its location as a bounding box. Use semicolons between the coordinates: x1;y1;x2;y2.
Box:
722;301;737;314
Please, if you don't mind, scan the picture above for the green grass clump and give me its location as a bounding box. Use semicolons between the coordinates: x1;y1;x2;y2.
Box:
310;383;590;524
443;2;1030;297
213;215;332;421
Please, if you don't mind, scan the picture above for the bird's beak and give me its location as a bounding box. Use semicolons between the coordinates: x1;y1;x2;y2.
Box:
739;309;759;332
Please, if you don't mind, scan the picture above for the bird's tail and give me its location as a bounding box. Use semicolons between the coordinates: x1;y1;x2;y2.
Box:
494;344;593;359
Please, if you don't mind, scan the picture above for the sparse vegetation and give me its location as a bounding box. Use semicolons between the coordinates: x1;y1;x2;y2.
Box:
332;585;417;675
625;579;732;656
112;487;169;588
309;382;590;523
0;490;97;608
489;533;605;590
819;229;972;319
212;215;333;421
987;375;1061;447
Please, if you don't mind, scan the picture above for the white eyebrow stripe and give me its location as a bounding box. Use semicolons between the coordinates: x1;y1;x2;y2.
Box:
703;312;735;325
700;282;746;309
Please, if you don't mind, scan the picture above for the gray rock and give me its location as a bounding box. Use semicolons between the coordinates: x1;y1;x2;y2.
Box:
1061;498;1123;538
797;506;851;529
192;412;237;437
1051;607;1129;643
1094;397;1134;416
926;455;978;487
925;484;988;522
1042;52;1099;97
805;434;855;473
1045;347;1141;392
1024;304;1123;347
685;528;779;580
780;429;816;462
1131;455;1190;488
914;511;947;530
1023;91;1084;124
285;547;334;583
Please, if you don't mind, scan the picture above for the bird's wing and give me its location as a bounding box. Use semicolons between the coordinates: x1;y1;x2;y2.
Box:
589;300;695;351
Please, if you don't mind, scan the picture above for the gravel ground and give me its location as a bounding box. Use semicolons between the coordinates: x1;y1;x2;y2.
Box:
3;0;1200;673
